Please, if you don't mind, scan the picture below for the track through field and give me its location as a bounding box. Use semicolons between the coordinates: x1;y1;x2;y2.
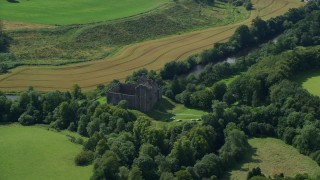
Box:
0;0;303;91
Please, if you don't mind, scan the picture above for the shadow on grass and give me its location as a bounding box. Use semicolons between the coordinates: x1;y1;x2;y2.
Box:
293;70;320;86
222;146;261;180
7;0;20;3
147;110;174;122
0;122;15;125
147;98;175;122
153;98;175;112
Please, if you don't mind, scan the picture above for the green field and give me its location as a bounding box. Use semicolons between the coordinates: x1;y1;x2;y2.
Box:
148;97;207;120
224;138;320;179
294;70;320;96
0;0;168;25
144;97;207;128
0;124;92;180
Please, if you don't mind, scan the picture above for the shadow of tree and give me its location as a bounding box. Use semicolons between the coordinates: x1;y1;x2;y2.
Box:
222;146;261;180
293;70;320;86
7;0;20;3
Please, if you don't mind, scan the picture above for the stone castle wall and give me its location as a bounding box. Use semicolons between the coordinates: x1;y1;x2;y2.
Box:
106;77;161;112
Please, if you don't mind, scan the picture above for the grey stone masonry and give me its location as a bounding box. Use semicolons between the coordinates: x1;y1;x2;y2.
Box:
107;75;162;112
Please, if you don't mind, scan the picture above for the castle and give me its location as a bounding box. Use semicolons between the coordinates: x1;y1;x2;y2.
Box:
107;75;162;112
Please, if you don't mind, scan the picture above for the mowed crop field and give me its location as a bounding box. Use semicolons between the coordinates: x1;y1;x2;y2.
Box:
224;138;320;179
0;124;92;180
0;0;169;25
0;0;304;92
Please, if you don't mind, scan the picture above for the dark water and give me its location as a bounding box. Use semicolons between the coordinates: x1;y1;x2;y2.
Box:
191;56;237;76
272;37;279;44
226;57;236;64
191;65;205;75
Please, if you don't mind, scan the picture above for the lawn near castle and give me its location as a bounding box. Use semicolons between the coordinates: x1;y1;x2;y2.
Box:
0;124;92;180
0;0;169;25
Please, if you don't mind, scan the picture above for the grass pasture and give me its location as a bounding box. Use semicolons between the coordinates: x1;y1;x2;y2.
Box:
0;124;92;180
149;97;207;120
294;70;320;96
147;97;207;128
0;0;169;25
223;138;320;179
0;0;304;92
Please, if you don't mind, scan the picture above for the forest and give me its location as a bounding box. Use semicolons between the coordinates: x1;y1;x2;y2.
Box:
1;0;320;180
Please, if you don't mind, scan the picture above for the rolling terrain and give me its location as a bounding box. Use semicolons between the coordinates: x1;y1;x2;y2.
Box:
0;0;303;92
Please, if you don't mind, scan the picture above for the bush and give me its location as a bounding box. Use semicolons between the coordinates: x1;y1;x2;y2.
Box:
0;63;8;74
310;150;320;165
18;113;35;126
75;137;84;145
74;150;94;166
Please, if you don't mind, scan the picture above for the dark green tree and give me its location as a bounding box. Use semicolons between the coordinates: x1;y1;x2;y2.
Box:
194;153;222;178
169;136;195;166
91;151;121;180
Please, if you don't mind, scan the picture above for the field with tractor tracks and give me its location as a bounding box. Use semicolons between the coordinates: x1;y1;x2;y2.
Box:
0;0;303;92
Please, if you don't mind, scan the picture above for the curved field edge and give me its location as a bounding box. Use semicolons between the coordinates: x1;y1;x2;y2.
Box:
0;124;92;180
0;0;170;25
7;1;250;64
0;0;304;92
293;70;320;97
223;138;320;180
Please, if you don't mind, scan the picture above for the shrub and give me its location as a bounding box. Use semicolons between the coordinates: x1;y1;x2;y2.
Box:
74;150;94;166
18;113;35;126
310;150;320;165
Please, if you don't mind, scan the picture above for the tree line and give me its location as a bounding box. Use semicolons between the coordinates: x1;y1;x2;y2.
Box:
158;5;320;170
160;0;313;80
162;0;320;109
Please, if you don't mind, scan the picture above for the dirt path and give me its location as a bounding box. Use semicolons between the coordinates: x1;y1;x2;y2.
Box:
0;0;303;92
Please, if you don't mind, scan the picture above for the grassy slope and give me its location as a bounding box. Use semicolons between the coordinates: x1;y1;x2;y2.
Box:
0;124;92;180
5;1;250;65
224;138;320;179
294;70;320;96
145;97;207;128
0;0;169;25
